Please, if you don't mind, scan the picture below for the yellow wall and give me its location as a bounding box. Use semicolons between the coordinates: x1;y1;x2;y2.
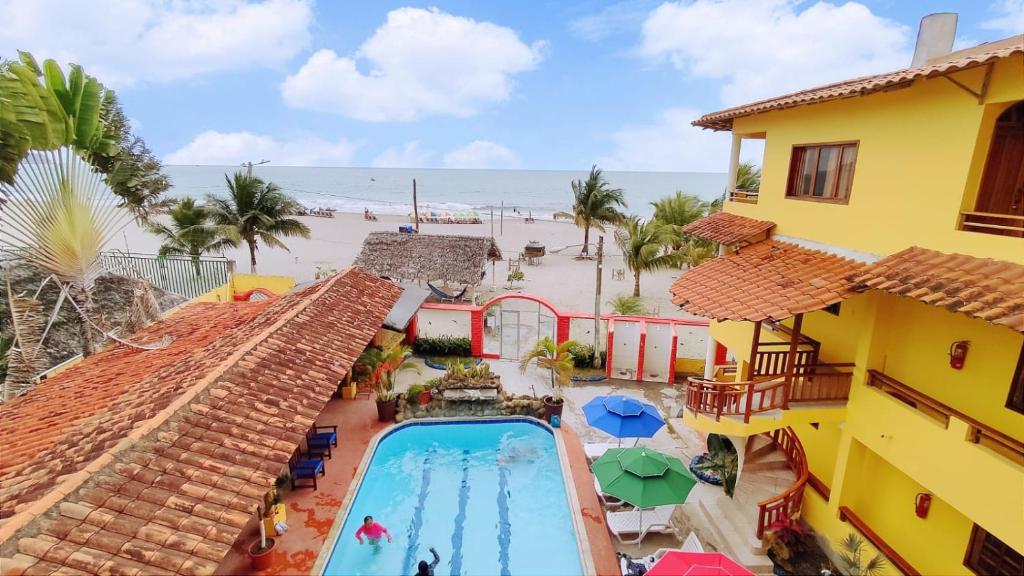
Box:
793;421;842;490
729;54;1024;264
190;273;296;303
192;283;234;303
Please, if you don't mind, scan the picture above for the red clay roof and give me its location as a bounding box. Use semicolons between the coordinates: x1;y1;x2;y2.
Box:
694;36;1024;130
680;211;775;245
850;247;1024;332
670;240;864;322
0;269;402;576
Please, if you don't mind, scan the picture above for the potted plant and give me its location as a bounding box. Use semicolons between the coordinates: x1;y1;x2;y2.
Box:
407;383;432;405
835;533;887;576
519;337;578;422
764;517;810;576
359;344;420;422
248;504;276;570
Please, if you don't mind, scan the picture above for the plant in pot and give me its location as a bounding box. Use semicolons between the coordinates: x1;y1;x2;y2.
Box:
834;532;887;576
519;337;578;422
360;344;420;422
407;383;432;405
764;516;811;576
248;504;276;570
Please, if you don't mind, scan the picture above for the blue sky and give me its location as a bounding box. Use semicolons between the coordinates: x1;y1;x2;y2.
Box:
1;1;1021;172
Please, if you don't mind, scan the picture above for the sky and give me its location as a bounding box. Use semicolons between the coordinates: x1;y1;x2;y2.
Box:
1;1;1021;172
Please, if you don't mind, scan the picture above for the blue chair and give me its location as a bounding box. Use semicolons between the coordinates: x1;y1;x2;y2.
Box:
289;450;325;491
307;424;338;459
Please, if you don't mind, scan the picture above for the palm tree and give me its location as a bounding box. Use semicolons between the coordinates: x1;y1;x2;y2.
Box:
147;197;237;276
835;533;887;576
650;191;708;228
358;344;419;402
607;294;645;315
736;161;761;190
554;165;627;257
679;238;716;268
206;172;310;273
615;215;681;297
519;337;578;399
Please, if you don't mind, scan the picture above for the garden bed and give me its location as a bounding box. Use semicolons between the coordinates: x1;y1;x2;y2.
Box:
424;356;482;371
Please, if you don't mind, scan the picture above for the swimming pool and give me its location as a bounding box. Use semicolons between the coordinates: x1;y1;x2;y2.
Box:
322;419;584;575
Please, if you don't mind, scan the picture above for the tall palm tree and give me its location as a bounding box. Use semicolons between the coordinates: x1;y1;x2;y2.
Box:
554;165;627;257
736;161;761;190
615;215;681;297
146;197;237;276
650;191;708;250
519;337;578;399
206;172;310;273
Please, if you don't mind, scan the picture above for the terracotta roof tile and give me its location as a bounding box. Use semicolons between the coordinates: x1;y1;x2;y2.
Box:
0;269;402;575
850;247;1024;332
694;36;1023;130
670;239;864;321
680;211;776;245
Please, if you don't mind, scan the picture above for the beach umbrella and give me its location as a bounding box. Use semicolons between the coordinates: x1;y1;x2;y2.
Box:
582;395;664;443
646;552;753;576
592;447;697;508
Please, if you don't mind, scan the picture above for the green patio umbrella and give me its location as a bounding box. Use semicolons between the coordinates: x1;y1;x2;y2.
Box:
592;447;698;508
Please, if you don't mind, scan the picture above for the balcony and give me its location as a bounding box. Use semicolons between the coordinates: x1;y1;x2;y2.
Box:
958;211;1024;237
728;187;760;204
855;370;1024;545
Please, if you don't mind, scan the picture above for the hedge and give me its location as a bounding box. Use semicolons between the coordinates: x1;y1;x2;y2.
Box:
413;335;472;357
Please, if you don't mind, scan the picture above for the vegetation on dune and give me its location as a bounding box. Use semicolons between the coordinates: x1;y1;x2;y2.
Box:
146;197;237;275
554;165;627;257
614;215;681;297
205;171;311;274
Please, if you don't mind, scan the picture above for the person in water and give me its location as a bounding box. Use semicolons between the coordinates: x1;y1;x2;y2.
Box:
415;547;440;576
355;515;392;545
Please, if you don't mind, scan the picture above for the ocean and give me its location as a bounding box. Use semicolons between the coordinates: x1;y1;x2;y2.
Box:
163;166;727;220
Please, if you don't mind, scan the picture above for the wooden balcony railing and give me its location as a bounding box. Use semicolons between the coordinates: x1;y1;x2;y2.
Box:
728;187;759;204
866;370;1024;465
753;343;817;377
839;506;921;576
686;364;853;422
756;427;807;539
958;211;1024;237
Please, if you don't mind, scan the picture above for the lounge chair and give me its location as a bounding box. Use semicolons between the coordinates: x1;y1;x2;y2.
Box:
289;450;325;491
606;505;679;544
427;282;468;303
306;424;338;459
593;476;625;507
652;532;705;557
584;442;617;462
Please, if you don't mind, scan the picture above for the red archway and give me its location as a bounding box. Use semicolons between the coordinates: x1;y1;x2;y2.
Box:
474;293;569;358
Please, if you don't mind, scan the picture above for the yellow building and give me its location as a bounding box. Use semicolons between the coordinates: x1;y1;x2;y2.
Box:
671;34;1023;575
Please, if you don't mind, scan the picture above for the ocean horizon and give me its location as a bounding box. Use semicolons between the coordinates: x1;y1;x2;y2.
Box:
163;165;728;220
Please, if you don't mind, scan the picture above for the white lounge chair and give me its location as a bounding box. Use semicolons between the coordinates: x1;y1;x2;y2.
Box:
651;532;705;558
593;476;625;507
606;505;679;544
584;442;617;462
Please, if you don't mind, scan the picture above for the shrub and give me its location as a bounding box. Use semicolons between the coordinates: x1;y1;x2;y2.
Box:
423;377;442;389
413;335;472;357
567;343;595;368
406;384;424;397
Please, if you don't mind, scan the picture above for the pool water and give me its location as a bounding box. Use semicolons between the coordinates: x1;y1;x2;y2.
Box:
323;420;583;575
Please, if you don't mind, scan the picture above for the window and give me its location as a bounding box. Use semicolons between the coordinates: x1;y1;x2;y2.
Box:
1008;343;1024;415
965;525;1023;575
787;143;858;202
824;302;842;316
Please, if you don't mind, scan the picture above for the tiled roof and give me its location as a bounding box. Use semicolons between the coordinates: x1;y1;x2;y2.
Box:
693;36;1024;130
680;212;775;245
850;247;1024;332
670;240;864;322
0;269;402;576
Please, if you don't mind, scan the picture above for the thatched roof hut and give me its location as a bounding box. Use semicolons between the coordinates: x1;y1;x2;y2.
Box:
354;232;503;286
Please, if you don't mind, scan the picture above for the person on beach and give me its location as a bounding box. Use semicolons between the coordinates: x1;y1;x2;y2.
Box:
415;547;440;576
355;515;392;545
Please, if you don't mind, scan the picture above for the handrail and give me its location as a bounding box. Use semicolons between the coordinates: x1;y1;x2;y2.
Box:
728;188;759;204
806;471;831;501
756;427;808;539
839;506;921;576
959;211;1024;234
866;370;1024;463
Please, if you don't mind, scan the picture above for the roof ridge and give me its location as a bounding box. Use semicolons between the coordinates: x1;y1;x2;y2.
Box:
0;271;349;543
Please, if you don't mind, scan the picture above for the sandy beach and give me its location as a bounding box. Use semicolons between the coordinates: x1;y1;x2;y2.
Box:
120;212;694;317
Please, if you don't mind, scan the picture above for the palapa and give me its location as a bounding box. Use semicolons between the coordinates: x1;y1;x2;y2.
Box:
354;232;502;286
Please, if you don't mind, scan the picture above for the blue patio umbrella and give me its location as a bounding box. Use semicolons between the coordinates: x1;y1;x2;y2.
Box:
582;394;665;442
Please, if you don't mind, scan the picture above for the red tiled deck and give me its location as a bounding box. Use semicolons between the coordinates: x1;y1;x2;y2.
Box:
562;425;621;576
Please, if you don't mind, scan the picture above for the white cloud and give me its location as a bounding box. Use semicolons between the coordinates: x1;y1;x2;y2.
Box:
569;0;652;41
442;140;519;169
165;131;357;167
599;107;763;172
640;0;910;105
371;141;433;168
0;0;312;87
281;7;545;121
982;0;1024;35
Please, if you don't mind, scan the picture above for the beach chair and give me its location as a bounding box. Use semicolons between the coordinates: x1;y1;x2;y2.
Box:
306;424;338;459
593;476;625;507
606;505;679;545
584;442;617;462
427;282;468;303
649;533;705;559
288;450;325;491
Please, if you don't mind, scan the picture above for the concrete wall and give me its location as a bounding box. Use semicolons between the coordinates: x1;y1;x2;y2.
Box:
568;317;607;349
642;323;673;383
610;321;640;379
416;308;472;339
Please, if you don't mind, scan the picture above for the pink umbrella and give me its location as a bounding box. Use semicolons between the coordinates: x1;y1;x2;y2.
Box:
646;552;753;576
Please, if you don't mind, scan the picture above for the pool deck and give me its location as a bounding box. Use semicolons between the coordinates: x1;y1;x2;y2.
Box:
217;396;619;575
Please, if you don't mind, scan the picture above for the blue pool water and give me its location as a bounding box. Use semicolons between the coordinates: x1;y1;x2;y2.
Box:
323;420;583;576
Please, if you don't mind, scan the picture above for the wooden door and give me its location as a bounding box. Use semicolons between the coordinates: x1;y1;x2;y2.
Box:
975;102;1024;237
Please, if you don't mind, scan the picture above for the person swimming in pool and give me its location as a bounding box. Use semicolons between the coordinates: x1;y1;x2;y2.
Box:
497;441;540;464
414;547;440;576
355;515;392;546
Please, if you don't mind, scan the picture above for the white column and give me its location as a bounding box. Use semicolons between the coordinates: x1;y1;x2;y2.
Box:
726;133;742;199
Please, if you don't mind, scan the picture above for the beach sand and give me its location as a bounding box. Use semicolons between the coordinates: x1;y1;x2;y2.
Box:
120;213;695;316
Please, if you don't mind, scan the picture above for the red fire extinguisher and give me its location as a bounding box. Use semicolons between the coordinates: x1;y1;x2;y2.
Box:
915;493;932;519
949;341;969;370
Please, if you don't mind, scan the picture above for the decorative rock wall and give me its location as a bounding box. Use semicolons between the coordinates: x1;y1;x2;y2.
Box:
395;393;546;422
